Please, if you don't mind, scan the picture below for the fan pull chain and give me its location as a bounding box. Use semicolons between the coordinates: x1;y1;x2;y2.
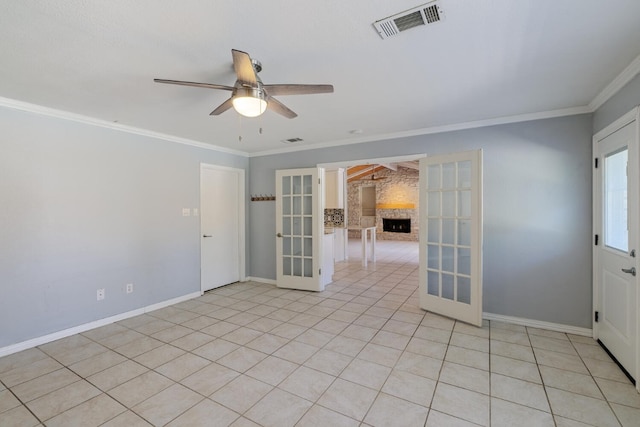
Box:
238;113;243;142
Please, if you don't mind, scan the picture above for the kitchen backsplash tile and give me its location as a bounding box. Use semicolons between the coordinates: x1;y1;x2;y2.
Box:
324;208;344;227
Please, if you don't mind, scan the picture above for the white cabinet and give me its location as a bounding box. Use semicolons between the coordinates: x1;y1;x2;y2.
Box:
322;232;335;286
333;228;346;262
325;168;345;209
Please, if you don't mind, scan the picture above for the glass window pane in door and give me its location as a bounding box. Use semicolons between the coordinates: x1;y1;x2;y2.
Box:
303;175;312;194
458;219;471;246
304;258;312;278
458;190;471;217
304;196;312;215
458;247;471;275
442;191;455;217
283;196;291;215
283;237;291;256
442;163;456;188
283;258;291;275
428;165;440;189
457;276;471;304
427;219;440;243
293;258;302;276
428;271;440;296
293;196;302;215
282;176;291;195
442;219;455;245
428;192;440;217
604;148;628;252
304;217;312;235
458;161;471;188
428;245;440;269
304;238;312;256
442;274;454;300
442;246;454;272
293;217;302;235
293;237;301;256
293;176;302;194
283;217;291;236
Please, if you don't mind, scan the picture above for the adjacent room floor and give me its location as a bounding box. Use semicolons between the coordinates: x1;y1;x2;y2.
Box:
1;240;639;426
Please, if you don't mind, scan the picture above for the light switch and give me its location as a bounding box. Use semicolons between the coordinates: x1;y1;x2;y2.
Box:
182;208;191;217
193;208;199;216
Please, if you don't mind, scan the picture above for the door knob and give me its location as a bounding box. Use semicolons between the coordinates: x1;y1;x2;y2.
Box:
621;267;636;276
203;234;212;238
276;233;283;238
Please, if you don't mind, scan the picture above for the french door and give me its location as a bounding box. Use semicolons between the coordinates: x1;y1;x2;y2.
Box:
593;107;639;386
276;168;324;291
419;150;483;326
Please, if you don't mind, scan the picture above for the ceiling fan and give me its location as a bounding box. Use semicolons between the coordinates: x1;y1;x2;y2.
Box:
154;49;334;119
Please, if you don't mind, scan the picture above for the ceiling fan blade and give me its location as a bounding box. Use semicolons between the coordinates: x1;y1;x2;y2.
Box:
266;96;297;119
210;97;234;116
154;79;233;91
231;49;257;86
263;84;334;96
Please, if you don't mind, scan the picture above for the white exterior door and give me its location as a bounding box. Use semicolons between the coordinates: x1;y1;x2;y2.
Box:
593;108;639;385
419;150;483;326
276;168;324;291
200;165;244;292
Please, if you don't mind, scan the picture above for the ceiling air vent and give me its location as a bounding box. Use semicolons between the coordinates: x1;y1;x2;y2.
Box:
373;1;445;39
282;137;304;144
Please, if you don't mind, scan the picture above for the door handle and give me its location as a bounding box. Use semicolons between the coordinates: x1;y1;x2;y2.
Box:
276;233;283;238
621;267;636;276
203;235;212;238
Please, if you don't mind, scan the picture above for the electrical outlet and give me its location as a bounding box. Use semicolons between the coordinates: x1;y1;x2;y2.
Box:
97;288;105;301
126;283;133;294
182;208;191;217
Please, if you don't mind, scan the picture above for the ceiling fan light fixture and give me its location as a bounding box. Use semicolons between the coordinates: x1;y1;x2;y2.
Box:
232;87;267;117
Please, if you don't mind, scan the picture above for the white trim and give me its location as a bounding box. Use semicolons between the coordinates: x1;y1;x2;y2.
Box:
318;154;427;170
589;53;640;111
247;276;277;285
483;312;593;337
0;96;248;157
249;106;591;157
0;292;201;358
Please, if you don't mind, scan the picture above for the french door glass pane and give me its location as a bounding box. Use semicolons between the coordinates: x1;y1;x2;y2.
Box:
604;148;628;252
281;173;315;279
425;159;473;305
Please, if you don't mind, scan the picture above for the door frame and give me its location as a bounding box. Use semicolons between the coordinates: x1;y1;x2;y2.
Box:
200;163;246;294
592;106;640;391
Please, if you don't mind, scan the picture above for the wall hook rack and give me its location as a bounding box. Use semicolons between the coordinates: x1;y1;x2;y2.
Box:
251;194;276;201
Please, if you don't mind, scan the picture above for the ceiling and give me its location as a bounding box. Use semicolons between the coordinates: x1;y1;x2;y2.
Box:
2;1;640;156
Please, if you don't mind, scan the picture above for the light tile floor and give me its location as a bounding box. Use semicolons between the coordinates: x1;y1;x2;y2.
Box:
1;240;639;426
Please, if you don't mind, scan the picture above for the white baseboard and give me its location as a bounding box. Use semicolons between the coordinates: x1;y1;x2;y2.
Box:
483;312;593;337
0;291;202;358
247;276;277;285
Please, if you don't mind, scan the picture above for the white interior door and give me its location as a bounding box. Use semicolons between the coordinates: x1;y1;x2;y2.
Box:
201;165;244;292
594;109;639;385
419;150;483;326
276;168;324;291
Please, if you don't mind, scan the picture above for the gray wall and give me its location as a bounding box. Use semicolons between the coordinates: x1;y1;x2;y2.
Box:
593;73;640;133
250;115;594;328
0;106;248;348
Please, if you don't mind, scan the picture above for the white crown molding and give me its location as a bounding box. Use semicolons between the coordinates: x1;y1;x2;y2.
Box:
589;53;640;111
0;291;201;358
483;312;592;337
249;105;592;157
0;96;250;158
